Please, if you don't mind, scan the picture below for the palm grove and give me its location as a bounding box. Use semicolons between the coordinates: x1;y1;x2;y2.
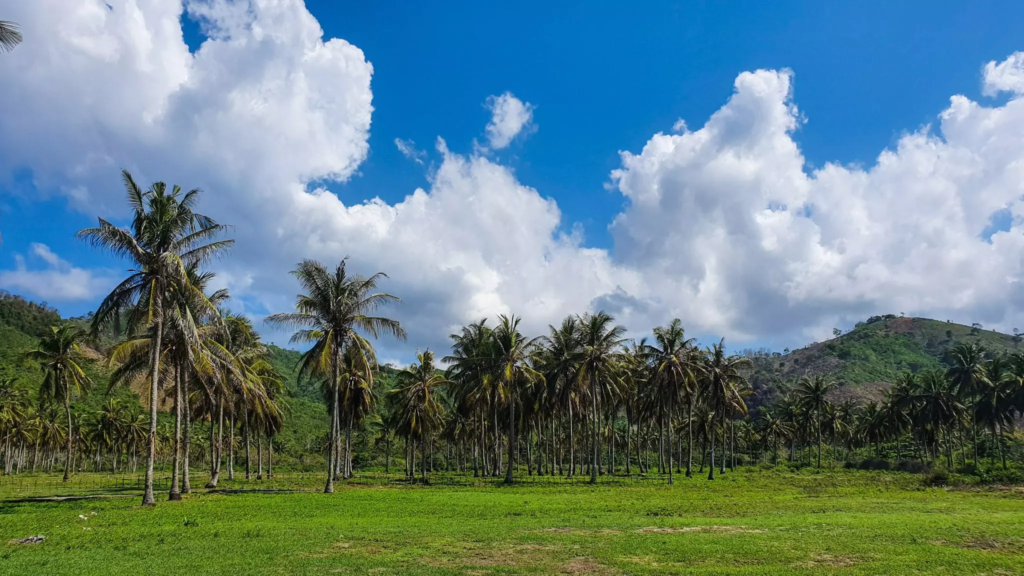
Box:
3;172;1024;506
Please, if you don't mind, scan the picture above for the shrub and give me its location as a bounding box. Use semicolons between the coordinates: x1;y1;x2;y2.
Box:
894;460;931;474
922;470;949;487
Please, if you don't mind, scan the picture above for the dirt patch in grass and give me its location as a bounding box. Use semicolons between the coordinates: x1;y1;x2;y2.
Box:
421;542;562;570
959;538;1024;554
562;556;612;574
793;554;860;569
636;525;764;534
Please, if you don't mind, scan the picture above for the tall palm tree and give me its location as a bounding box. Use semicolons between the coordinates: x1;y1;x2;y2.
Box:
947;342;989;465
576;312;626;484
390;350;447;482
0;21;21;53
79;170;231;506
266;258;405;493
23;324;94;482
700;340;750;480
794;375;837;468
488;315;544;484
537;316;583;477
647;319;696;483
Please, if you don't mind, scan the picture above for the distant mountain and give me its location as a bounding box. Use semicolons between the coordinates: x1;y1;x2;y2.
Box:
745;316;1023;407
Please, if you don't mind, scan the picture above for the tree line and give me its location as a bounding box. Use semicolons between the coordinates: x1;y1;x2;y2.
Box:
3;170;1024;507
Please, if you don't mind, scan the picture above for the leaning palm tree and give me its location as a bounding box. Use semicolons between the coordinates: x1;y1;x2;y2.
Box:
0;21;21;53
266;258;405;493
700;339;750;480
23;324;94;482
576;311;626;484
79;170;232;506
794;375;837;468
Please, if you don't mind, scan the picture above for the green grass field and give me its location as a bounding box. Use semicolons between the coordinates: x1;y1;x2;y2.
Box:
3;470;1024;575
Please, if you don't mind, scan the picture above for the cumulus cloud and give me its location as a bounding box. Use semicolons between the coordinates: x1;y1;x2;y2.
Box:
484;92;535;150
0;244;116;302
609;60;1024;341
2;0;1024;356
983;51;1024;96
394;138;425;164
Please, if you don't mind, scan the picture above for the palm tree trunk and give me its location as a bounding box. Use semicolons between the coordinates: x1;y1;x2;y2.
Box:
345;413;353;479
567;403;575;477
170;366;182;501
590;376;599;484
257;431;264;480
268;436;273;479
816;413;822;469
686;397;693;478
707;410;718;480
422;431;428;482
206;397;222;488
505;398;516;484
228;411;235;480
325;353;339;494
667;408;674;485
244;413;252;481
142;310;163;507
62;378;72;483
183;378;192;494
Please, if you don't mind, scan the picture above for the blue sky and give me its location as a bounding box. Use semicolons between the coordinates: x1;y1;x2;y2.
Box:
3;0;1024;361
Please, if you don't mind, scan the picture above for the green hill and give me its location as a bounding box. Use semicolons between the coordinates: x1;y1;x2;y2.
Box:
746;315;1023;406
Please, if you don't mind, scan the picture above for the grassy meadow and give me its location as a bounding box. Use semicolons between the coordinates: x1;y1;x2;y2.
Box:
3;470;1024;575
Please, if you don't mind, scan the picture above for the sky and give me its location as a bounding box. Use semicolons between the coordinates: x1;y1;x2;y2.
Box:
2;0;1024;365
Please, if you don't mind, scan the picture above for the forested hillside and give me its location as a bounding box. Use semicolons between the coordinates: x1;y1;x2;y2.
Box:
745;315;1022;408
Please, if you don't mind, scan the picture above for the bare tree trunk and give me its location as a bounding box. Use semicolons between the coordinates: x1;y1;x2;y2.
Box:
707;410;718;480
686;397;693;478
567;403;575;477
257;431;264;480
142;309;163;507
244;412;252;481
228;411;236;480
62;374;72;483
325;353;338;494
206;397;223;488
183;377;192;494
505;398;516;484
170;366;183;501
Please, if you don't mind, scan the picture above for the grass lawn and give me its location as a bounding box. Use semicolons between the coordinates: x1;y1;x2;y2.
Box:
2;470;1024;575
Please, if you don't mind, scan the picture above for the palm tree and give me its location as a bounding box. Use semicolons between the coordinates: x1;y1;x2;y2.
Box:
946;341;989;465
537;316;583;477
576;312;626;484
488;315;544;484
79;170;231;506
0;21;21;53
647;319;696;483
794;375;837;468
700;340;750;480
23;324;94;482
266;258;405;493
390;350;447;482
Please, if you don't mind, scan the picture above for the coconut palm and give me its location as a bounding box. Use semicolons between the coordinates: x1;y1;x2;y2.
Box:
537;316;583;477
699;340;750;480
576;312;626;484
79;170;231;506
0;21;21;53
23;324;94;482
946;341;989;464
266;258;405;493
487;315;544;484
794;375;837;468
389;350;447;482
647;319;697;483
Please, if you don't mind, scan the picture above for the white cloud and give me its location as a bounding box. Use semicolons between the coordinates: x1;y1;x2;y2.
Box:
983;51;1024;96
2;0;1024;356
484;92;535;150
0;244;116;302
394;138;425;164
609;60;1024;341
